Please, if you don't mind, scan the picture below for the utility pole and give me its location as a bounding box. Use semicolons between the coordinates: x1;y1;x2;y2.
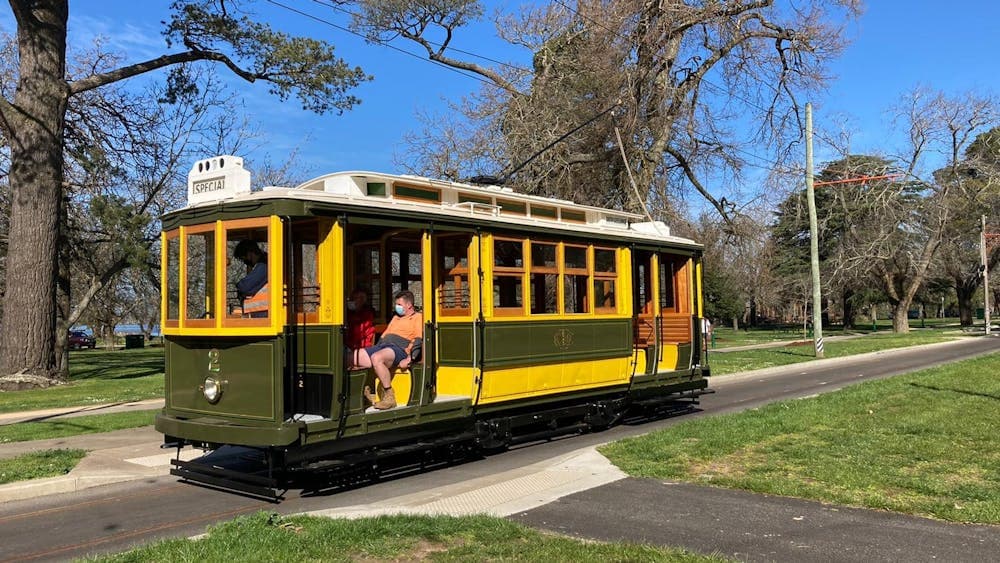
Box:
983;215;991;335
805;103;823;358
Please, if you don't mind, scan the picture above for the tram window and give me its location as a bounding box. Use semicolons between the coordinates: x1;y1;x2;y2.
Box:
353;245;381;318
660;257;683;312
494;239;523;268
437;236;471;315
564;245;587;269
497;199;526;216
636;251;654;315
530;242;557;314
564;244;589;314
594;248;616;273
290;221;320;323
565;275;588;313
659;261;674;310
531;242;556;268
225;224;269;321
531;274;558;314
493;238;525;315
390;246;423;310
594;247;618;313
493;277;523;311
165;231;180;325
595;278;616;310
637;263;648;310
185;228;215;323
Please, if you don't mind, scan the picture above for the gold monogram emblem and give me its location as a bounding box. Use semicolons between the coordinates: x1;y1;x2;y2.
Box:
553;329;573;351
207;349;221;373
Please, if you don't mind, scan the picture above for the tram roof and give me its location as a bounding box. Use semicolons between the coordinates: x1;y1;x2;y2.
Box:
175;155;701;248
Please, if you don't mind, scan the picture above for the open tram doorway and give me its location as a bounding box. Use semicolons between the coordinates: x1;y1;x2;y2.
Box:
633;249;657;374
345;224;431;409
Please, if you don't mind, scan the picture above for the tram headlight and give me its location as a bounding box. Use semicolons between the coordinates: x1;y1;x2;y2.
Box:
202;377;223;404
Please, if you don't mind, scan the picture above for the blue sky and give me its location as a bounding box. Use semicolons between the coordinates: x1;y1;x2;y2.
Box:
4;1;999;183
823;2;999;160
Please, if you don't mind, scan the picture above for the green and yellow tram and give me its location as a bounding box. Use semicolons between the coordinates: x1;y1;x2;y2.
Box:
156;155;711;495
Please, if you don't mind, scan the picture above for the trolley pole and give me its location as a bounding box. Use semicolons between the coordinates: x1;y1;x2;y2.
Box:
983;215;991;335
805;103;824;357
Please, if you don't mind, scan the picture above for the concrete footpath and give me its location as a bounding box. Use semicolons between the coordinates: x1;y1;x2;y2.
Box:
0;399;204;502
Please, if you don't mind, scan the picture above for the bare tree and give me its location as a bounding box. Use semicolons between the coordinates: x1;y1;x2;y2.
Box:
352;0;859;219
791;89;1000;332
931;125;1000;325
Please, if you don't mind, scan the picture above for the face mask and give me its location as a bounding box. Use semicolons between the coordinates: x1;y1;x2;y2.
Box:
346;301;357;312
394;304;405;316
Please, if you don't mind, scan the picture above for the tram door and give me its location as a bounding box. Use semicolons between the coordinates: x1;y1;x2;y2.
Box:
633;250;658;374
656;253;694;372
287;219;331;418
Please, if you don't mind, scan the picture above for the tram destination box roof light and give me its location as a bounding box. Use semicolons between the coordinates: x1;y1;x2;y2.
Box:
187;155;251;205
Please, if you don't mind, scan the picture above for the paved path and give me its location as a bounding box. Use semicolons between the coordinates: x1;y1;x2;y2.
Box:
0;398;163;426
512;479;1000;562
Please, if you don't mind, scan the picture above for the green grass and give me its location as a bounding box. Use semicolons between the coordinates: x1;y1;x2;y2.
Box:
709;331;961;375
0;348;163;414
601;353;1000;523
0;409;157;444
0;449;87;484
710;326;815;347
709;318;966;349
92;512;725;562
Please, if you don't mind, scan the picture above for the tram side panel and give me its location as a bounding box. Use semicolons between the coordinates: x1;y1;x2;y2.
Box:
158;335;300;447
477;319;633;404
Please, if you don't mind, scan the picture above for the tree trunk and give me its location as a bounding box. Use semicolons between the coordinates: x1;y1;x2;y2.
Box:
55;251;72;380
0;1;70;380
891;304;911;333
956;284;976;327
841;288;855;329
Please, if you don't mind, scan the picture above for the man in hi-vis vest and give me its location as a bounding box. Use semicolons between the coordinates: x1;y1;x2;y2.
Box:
234;240;268;318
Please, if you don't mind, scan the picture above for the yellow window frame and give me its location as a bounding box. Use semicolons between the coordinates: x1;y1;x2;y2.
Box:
161;216;285;337
491;235;527;317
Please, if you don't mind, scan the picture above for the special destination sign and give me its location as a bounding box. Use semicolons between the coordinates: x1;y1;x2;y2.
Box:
191;176;226;196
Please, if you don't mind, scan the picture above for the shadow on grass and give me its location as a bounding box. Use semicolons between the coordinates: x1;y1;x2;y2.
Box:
908;382;1000;401
772;347;813;358
15;401;143;423
69;350;163;381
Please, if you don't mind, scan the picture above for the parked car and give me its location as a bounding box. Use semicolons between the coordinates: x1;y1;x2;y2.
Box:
68;330;96;350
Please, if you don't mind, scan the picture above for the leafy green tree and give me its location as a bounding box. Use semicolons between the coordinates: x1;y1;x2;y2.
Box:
702;267;744;330
0;1;369;383
771;155;895;328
